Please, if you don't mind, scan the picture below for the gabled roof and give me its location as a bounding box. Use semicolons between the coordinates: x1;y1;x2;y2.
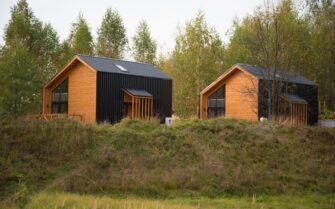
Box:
236;64;316;86
200;63;316;96
78;54;171;80
123;88;152;97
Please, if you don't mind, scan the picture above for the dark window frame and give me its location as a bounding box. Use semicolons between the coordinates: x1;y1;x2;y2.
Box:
52;78;68;114
208;85;226;118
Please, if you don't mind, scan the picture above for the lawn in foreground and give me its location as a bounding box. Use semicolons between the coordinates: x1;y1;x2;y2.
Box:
25;192;335;209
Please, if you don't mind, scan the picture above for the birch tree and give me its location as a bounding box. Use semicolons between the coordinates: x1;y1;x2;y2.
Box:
96;8;127;58
172;12;224;117
132;20;157;64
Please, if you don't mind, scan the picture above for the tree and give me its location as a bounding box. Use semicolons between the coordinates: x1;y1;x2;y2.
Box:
0;43;39;117
96;8;127;58
68;13;94;55
54;41;73;69
172;12;225;117
36;23;62;79
307;0;335;111
132;21;157;64
224;0;312;118
4;0;60;80
0;0;60;117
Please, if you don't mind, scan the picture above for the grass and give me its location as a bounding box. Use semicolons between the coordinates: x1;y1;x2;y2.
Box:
53;118;335;197
24;192;335;209
0;117;334;208
0;118;111;206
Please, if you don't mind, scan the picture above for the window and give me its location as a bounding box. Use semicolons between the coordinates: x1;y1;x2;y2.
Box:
115;64;128;72
52;79;68;114
208;85;225;118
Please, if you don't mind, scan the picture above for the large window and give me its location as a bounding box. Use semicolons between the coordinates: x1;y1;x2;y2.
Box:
52;79;68;114
208;85;225;118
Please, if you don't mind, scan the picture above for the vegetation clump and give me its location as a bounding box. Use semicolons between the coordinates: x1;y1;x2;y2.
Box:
2;117;334;208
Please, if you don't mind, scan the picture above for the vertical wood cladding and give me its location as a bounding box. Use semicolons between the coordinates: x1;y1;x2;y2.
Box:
292;83;318;125
200;69;259;120
96;72;172;123
225;70;259;121
67;64;97;123
42;62;97;123
258;79;318;125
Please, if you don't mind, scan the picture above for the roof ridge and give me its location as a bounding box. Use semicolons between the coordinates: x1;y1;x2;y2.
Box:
236;63;316;85
78;54;155;66
237;63;259;67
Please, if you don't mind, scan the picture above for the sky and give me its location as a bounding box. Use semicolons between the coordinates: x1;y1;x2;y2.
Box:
0;0;264;56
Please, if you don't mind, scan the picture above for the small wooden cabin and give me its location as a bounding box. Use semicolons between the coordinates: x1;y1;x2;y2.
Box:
200;64;318;125
42;54;172;123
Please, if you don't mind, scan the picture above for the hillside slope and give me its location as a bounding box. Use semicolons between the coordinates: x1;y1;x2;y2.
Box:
0;117;334;206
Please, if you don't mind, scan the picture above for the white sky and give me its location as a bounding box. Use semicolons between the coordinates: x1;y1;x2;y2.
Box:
0;0;265;56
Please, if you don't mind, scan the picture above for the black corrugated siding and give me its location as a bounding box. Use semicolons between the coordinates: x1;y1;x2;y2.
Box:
96;72;172;123
258;79;318;125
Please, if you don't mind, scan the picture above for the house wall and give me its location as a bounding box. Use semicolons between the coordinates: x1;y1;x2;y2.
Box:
96;72;172;123
258;79;318;125
225;70;259;121
43;62;97;123
200;69;259;121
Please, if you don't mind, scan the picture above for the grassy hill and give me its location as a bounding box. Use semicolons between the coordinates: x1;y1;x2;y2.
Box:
0;117;334;208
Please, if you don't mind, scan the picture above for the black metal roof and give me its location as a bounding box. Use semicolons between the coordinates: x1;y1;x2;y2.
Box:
237;63;316;86
78;54;171;80
280;94;308;104
124;88;153;97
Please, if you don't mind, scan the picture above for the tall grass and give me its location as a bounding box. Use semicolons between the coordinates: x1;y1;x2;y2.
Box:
0;118;107;206
0;117;334;208
53;118;335;197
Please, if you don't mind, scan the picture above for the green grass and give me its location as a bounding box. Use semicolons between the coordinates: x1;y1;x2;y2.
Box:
0;117;334;208
24;192;335;209
53;118;335;197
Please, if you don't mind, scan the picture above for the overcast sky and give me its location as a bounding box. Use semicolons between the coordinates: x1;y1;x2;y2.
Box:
0;0;265;55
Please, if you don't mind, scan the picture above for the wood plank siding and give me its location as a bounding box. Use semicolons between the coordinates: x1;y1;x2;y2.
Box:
200;66;259;121
279;96;308;126
225;70;258;120
123;89;154;120
42;61;97;123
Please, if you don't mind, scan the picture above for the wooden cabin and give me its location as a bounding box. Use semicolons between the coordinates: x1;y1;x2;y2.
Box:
42;54;172;123
200;64;318;125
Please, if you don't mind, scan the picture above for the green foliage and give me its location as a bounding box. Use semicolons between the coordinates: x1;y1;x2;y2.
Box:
308;0;335;111
226;0;311;72
171;12;225;117
225;0;335;113
68;13;94;55
0;43;39;116
53;41;73;69
0;0;60;117
320;108;335;119
5;0;41;50
132;20;157;64
96;8;128;58
4;0;60;79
